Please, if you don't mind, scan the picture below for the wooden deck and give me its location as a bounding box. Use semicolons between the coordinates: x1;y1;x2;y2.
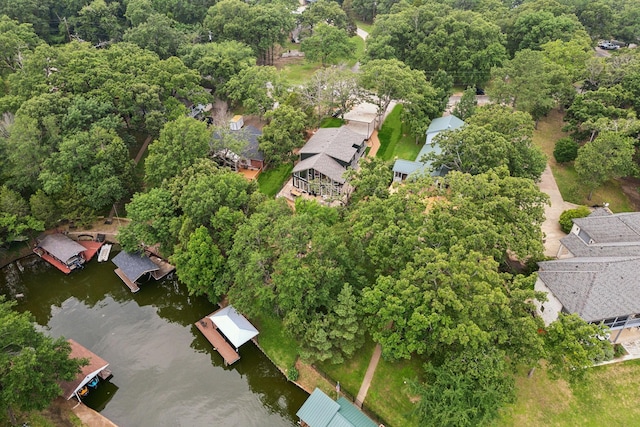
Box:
195;316;240;365
78;240;103;261
114;268;140;293
36;251;73;274
146;252;175;280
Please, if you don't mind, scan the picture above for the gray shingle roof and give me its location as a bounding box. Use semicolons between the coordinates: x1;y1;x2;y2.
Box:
560;232;640;257
240;125;264;161
38;234;86;263
299;127;364;164
573;212;640;244
112;251;159;283
538;256;640;321
293;153;347;183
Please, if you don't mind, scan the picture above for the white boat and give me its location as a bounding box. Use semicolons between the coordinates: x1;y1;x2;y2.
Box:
97;244;112;262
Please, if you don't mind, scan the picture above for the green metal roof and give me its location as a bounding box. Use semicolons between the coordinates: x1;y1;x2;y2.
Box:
336;397;378;427
296;389;378;427
296;388;339;427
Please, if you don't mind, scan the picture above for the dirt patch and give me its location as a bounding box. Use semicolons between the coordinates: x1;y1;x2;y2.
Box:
272;55;305;70
618;177;640;211
295;359;335;396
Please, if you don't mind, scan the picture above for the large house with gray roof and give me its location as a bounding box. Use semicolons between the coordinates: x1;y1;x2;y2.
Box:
392;115;464;182
292;126;366;197
535;209;640;339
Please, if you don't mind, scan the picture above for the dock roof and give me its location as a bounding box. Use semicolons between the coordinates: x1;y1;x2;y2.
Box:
38;234;86;263
209;306;259;348
112;251;159;283
60;339;109;400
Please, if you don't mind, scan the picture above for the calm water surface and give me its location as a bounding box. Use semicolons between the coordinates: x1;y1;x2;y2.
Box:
1;254;307;427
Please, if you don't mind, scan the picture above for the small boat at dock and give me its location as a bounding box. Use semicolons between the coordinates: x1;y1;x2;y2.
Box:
98;244;112;262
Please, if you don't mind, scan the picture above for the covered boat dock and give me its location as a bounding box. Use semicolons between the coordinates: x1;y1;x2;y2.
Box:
60;339;112;401
195;305;259;365
34;234;101;274
112;251;160;293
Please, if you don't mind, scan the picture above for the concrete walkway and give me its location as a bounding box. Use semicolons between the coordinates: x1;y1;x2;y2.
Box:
538;165;578;257
355;343;382;407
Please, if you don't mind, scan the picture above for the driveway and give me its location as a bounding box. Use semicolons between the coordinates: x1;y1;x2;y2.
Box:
538;165;579;257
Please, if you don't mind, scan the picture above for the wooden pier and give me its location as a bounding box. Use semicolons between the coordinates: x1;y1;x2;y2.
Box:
195;316;240;365
114;268;140;293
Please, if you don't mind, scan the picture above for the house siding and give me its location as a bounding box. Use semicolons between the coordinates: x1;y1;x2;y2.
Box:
534;277;563;326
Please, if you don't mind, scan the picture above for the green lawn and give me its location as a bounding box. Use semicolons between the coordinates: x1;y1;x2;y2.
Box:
319;117;345;128
533;110;633;212
257;164;293;197
498;361;640;426
355;20;373;34
316;337;376;398
252;313;300;370
364;356;423;427
376;104;422;162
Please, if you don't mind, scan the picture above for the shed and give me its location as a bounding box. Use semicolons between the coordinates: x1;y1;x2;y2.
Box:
230;115;244;131
59;339;110;401
297;388;377;427
210;305;259;349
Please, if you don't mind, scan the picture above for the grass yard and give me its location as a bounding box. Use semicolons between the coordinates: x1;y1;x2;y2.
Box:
355;20;373;34
320;117;345;128
257;163;293;197
533;110;633;212
498;360;640;426
316;337;376;398
364;356;423;427
376;104;422;162
252;313;300;369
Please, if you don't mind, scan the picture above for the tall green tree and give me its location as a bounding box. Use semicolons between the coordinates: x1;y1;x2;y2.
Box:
0;297;84;424
123;13;186;59
451;86;477;121
574;131;637;200
223;65;284;118
145;116;211;187
259;104;307;165
0;15;43;75
301;23;355;67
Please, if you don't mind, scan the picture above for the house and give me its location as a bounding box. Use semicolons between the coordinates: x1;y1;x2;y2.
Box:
296;388;377;427
392;115;464;182
535;210;640;340
292;126;367;197
556;209;640;258
213;121;265;172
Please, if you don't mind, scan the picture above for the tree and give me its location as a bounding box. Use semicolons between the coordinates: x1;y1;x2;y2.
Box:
301;23;355;67
344;157;392;204
223;66;284;118
299;67;362;119
574;131;637;199
553;137;579;163
0;297;84;424
0;186;43;246
259;104;307;165
544;313;613;382
490;49;573;122
359;59;429;127
125;0;154;26
123;13;186;59
466;105;547;181
145;116;211;187
541;39;592;82
179;41;255;92
71;0;123;44
301;0;350;33
412;348;515;427
0;15;43;75
171;226;226;303
452;86;477;120
118;187;178;255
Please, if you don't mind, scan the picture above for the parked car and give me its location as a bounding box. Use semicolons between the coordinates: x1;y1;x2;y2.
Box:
600;42;619;50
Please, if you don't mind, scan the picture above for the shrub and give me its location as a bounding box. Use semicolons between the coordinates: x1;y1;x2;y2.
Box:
554;137;579;163
287;364;299;381
559;206;591;233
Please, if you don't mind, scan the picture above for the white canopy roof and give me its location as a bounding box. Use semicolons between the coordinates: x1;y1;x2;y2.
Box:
209;306;259;349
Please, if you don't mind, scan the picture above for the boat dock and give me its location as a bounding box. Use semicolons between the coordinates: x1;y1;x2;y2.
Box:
146;251;175;279
98;244;112;262
195;316;240;365
78;240;103;261
113;268;140;293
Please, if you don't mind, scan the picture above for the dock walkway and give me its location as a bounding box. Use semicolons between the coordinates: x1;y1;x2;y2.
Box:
114;268;140;293
195;316;240;365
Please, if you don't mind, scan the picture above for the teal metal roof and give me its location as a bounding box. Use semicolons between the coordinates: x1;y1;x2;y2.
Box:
296;388;339;427
336;397;378;427
296;390;378;427
426;115;464;135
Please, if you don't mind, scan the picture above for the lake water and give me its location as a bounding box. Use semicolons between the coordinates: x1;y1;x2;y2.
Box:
0;254;307;426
